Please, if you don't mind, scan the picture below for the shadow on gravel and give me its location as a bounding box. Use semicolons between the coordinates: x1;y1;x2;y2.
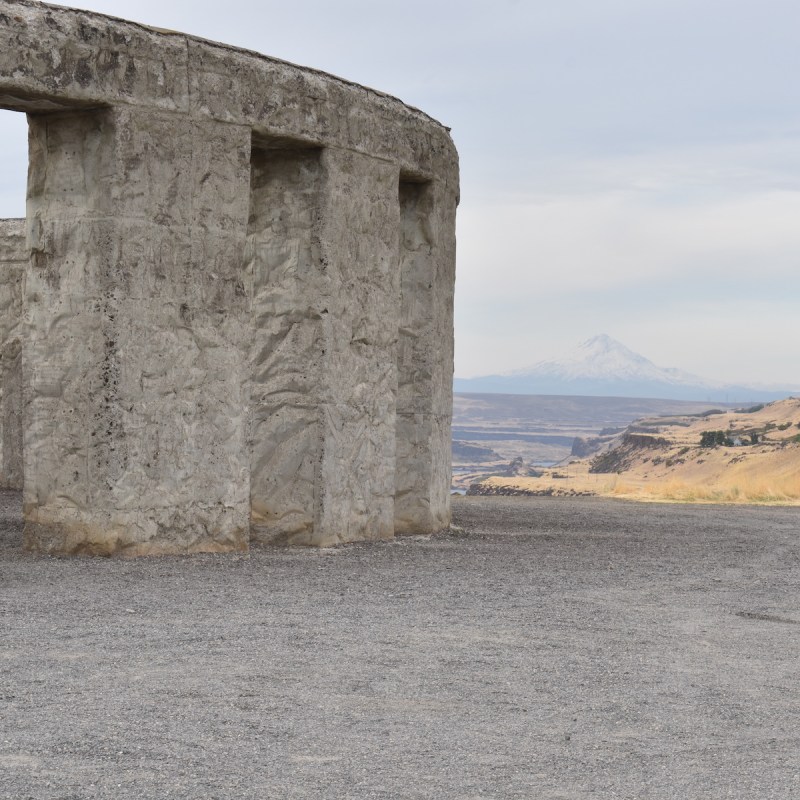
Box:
735;610;800;625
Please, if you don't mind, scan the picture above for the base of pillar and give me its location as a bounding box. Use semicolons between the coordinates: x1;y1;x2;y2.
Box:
250;522;394;548
393;509;451;537
23;508;249;557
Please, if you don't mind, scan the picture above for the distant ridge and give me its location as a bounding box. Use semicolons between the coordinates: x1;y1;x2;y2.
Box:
454;334;795;402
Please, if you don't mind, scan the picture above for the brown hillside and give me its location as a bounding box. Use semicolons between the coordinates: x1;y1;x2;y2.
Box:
473;398;800;505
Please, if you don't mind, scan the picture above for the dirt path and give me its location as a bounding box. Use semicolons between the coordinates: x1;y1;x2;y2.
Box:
2;491;799;798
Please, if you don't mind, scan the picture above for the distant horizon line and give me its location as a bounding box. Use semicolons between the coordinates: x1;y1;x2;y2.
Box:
452;388;796;406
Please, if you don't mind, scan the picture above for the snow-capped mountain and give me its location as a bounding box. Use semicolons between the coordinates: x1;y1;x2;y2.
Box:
507;334;717;386
454;335;794;402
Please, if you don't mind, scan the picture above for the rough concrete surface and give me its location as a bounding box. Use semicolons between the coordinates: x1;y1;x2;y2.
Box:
0;219;24;490
0;0;458;553
2;491;798;799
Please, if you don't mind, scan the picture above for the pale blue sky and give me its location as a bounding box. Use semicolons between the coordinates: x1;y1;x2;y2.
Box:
1;0;799;385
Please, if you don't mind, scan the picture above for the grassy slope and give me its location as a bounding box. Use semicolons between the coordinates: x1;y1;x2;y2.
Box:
480;398;800;505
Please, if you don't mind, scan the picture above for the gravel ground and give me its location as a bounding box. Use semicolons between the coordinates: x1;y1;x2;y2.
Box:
1;490;799;799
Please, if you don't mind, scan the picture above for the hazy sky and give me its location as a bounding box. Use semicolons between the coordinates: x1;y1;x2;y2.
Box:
1;0;799;386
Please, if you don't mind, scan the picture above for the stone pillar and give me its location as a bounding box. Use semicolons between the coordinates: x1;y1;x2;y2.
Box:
247;145;403;547
312;149;400;546
394;178;456;534
23;106;252;555
247;146;399;546
247;143;324;545
427;178;458;528
0;218;25;489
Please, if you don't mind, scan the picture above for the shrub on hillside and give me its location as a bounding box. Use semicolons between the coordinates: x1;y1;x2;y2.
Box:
700;430;733;447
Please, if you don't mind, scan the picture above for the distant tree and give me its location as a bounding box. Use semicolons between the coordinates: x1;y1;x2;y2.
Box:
700;430;733;447
700;431;717;447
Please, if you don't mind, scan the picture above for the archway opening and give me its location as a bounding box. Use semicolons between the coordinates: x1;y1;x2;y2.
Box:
0;109;27;218
0;108;28;548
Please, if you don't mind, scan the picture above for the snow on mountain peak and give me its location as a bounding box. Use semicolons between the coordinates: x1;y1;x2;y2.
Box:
455;335;794;401
512;334;719;388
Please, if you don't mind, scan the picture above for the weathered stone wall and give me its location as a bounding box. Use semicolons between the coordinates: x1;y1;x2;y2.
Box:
395;181;456;534
0;0;458;554
0;218;24;490
313;150;401;546
22;106;252;555
247;144;323;545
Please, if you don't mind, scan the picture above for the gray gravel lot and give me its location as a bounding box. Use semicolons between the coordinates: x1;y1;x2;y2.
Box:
1;490;799;799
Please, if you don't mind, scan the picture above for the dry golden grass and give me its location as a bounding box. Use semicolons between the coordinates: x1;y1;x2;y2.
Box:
477;398;800;506
609;477;800;505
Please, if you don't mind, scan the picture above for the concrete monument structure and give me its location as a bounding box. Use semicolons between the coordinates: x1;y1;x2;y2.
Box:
0;0;458;554
0;217;24;490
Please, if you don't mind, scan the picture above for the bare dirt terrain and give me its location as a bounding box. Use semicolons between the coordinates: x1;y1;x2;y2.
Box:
2;490;799;799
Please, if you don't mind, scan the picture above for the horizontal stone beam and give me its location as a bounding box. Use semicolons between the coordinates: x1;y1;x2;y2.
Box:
0;0;458;182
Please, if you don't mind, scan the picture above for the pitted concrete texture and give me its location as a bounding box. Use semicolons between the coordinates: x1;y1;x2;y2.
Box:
0;1;458;554
0;218;24;490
